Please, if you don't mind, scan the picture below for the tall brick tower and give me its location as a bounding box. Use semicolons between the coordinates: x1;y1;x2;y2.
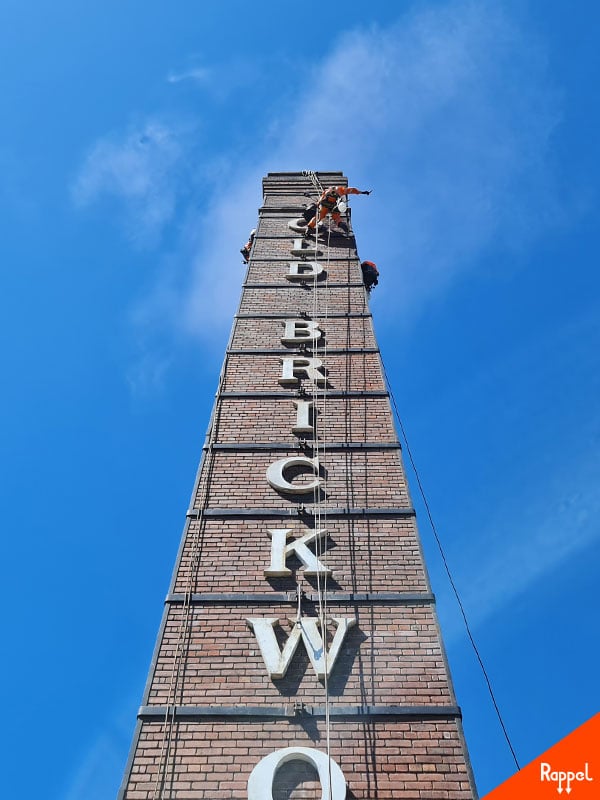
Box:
118;172;478;799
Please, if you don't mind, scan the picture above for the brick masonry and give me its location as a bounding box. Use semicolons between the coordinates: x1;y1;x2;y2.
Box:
118;172;479;798
173;517;428;595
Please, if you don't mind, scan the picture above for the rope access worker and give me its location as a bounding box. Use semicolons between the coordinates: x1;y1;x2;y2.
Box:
305;185;371;234
240;229;256;263
361;260;379;291
301;202;318;225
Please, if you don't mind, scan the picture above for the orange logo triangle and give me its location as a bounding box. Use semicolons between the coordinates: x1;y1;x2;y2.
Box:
483;713;599;799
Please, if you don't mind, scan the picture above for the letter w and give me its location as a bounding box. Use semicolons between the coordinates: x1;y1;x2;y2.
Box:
247;617;356;680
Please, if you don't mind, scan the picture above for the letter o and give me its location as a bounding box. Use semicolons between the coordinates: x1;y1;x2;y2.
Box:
248;747;346;800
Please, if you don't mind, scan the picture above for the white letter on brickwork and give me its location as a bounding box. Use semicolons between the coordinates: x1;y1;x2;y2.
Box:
265;528;331;577
248;747;346;800
279;356;325;386
246;618;302;679
247;617;355;680
281;319;322;345
266;456;322;495
286;261;325;281
291;238;319;257
292;399;313;435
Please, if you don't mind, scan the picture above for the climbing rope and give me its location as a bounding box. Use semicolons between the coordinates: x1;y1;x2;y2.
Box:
278;171;335;793
302;169;324;196
309;201;339;799
380;356;521;772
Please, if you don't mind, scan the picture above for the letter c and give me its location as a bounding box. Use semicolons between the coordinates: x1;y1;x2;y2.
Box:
266;456;322;495
248;747;346;800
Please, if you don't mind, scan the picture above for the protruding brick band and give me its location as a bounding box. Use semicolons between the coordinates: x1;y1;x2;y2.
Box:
185;506;416;519
165;591;436;605
138;704;462;721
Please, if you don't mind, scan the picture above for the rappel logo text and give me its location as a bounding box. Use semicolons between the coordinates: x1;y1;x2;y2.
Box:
540;762;593;794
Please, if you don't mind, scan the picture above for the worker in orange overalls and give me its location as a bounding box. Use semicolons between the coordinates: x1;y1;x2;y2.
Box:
240;229;256;263
361;260;379;291
305;185;371;234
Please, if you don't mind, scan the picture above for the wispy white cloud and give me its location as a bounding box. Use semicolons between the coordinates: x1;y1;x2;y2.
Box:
125;348;173;398
437;439;600;646
73;1;563;391
125;269;180;397
167;66;212;85
61;692;139;800
429;309;600;638
166;57;261;101
72;121;187;247
62;732;125;800
177;0;561;340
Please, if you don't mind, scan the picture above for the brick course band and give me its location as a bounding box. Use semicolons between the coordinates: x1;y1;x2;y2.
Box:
235;312;372;319
219;390;388;397
138;704;462;721
226;347;380;354
185;507;416;518
242;281;366;288
203;442;400;451
247;256;360;262
165;592;436;605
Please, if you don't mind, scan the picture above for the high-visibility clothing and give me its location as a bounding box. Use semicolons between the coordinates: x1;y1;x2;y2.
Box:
306;187;364;229
319;186;362;210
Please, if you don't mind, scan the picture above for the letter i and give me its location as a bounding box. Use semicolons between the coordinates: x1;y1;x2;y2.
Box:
292;399;314;435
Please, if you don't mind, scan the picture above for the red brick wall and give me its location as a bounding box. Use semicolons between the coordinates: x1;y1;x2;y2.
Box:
118;172;478;799
125;721;474;800
173;518;428;595
230;315;376;349
148;602;451;706
211;397;396;443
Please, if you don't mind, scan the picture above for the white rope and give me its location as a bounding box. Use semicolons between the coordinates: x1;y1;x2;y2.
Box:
302;169;324;195
321;217;333;799
154;181;344;798
314;193;352;797
308;200;334;799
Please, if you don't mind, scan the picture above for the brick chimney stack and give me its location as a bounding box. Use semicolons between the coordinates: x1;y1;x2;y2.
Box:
118;171;478;799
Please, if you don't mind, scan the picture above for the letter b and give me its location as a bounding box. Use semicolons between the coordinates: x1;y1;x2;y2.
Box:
281;319;322;345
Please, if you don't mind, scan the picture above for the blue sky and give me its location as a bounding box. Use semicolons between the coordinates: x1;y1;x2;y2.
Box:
1;1;599;797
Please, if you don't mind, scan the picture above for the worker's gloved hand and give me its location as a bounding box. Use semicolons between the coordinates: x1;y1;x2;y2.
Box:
362;190;372;195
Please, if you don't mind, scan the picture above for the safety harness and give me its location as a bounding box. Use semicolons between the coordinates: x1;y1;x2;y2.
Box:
320;189;340;211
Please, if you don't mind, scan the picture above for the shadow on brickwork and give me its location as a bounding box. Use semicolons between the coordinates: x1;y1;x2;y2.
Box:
273;643;311;696
286;712;321;742
270;604;367;699
264;528;342;593
339;261;379;794
353;520;379;796
321;623;368;697
269;462;329;505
